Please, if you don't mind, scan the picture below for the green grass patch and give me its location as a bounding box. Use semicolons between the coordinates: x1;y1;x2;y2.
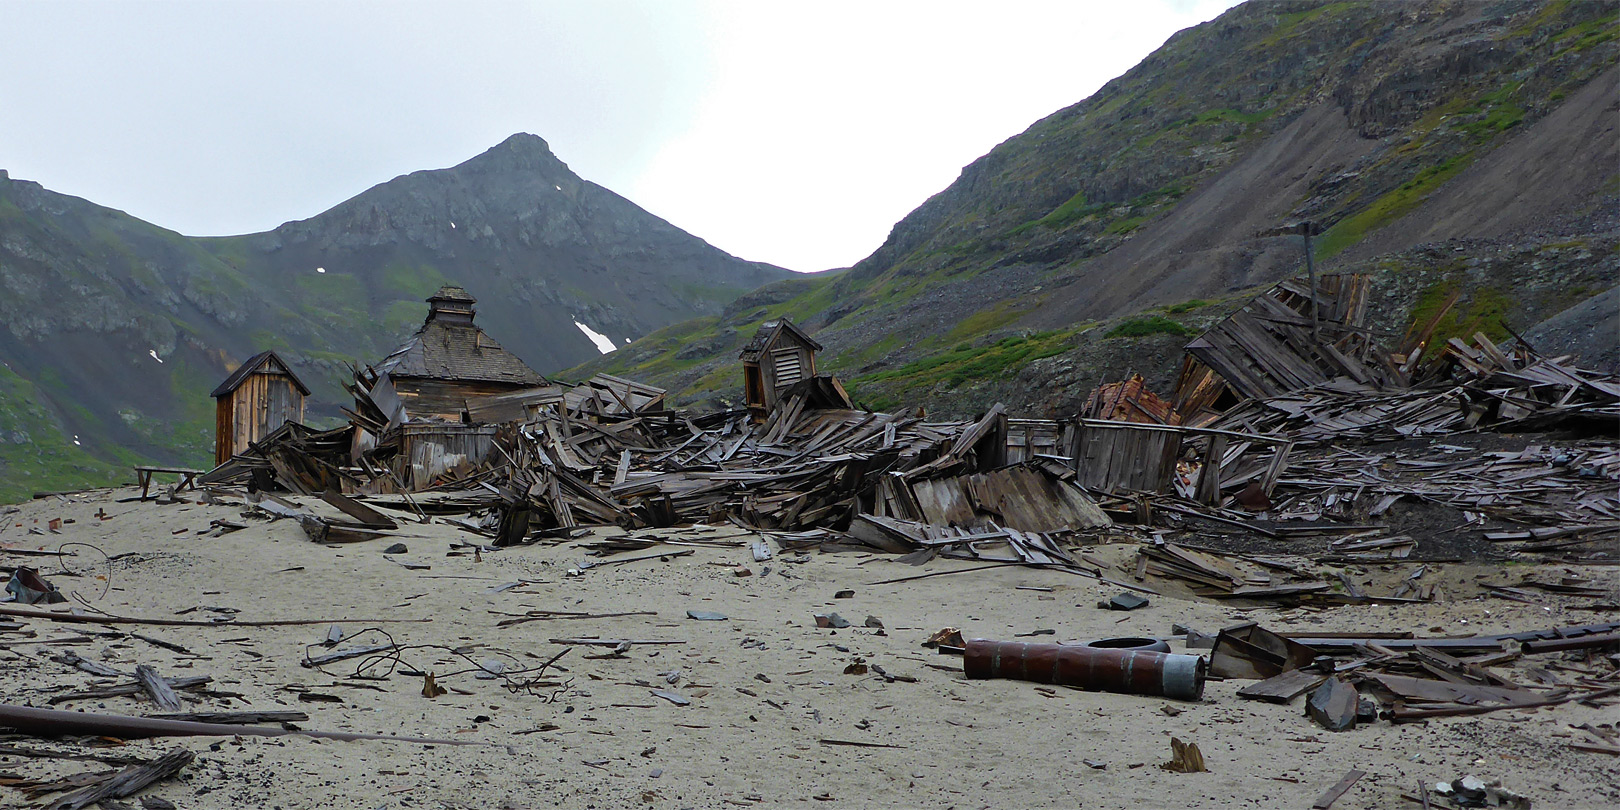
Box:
1316;155;1474;259
0;367;131;503
1406;282;1515;356
1162;299;1210;314
1013;191;1114;234
855;331;1074;392
1254;2;1360;50
379;262;449;300
1551;11;1617;51
1104;215;1149;236
831;331;906;372
686;364;737;396
1188;108;1273;127
1105;316;1192;339
946;301;1033;343
381;300;427;338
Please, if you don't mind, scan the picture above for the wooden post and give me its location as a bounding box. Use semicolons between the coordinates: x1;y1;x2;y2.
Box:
1196;434;1228;505
1301;221;1320;346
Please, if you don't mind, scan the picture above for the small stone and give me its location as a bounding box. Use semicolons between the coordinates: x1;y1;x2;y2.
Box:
686;610;728;621
1356;696;1378;723
1083;759;1107;770
734;567;752;577
814;613;851;628
383;543;408;554
834;589;855;599
1107;592;1149;611
864;616;884;629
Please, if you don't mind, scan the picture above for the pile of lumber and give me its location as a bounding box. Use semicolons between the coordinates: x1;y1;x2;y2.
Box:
1215;621;1620;733
483;401;1110;541
1206;334;1620;445
1445;332;1620;429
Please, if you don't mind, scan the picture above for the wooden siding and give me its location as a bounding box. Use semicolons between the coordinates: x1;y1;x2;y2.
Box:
1069;420;1183;494
394;423;497;490
758;338;817;414
1005;418;1067;465
216;372;305;465
393;378;530;420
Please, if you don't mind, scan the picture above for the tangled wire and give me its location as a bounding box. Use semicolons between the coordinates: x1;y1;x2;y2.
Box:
54;540;114;606
301;627;574;700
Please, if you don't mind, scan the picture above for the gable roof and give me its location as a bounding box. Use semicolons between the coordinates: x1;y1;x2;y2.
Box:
739;318;822;361
374;319;548;386
210;350;311;398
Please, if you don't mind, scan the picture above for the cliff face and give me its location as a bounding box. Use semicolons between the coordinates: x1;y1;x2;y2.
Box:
574;0;1618;415
0;136;789;499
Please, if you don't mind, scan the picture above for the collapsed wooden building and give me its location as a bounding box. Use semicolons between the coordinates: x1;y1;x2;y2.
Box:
194;269;1617;571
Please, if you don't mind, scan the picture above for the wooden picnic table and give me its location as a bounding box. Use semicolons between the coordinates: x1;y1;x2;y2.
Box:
134;466;204;501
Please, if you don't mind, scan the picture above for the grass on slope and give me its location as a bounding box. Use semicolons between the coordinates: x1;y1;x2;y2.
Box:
0;365;133;503
1315;155;1474;259
1105;316;1193;338
850;331;1077;411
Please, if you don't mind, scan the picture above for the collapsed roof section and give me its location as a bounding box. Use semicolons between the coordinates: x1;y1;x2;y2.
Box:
1172;274;1382;421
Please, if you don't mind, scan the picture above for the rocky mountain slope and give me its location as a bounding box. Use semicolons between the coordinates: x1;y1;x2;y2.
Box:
575;0;1618;414
0;135;788;500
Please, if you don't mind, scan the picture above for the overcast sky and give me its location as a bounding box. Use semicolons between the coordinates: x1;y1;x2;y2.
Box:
1;0;1241;273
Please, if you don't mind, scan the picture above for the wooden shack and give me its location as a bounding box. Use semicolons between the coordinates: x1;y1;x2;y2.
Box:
739;318;822;418
373;285;549;420
210;350;309;465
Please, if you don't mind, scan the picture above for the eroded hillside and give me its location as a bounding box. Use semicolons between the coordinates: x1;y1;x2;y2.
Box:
573;0;1618;415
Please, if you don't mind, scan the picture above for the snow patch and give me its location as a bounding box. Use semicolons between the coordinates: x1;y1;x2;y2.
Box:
574;320;617;354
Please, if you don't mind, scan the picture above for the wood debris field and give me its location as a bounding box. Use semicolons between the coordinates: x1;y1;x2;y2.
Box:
1;285;1617;809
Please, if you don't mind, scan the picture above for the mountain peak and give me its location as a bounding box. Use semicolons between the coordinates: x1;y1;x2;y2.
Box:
497;132;551;153
460;133;563;174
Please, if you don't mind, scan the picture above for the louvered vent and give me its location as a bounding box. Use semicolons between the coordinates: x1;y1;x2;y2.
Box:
771;348;804;388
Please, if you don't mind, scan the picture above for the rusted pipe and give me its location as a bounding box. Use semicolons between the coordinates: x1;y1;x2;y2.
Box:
964;639;1206;701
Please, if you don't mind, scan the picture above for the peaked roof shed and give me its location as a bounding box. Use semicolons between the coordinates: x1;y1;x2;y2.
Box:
211;350;309;464
739;318;822;417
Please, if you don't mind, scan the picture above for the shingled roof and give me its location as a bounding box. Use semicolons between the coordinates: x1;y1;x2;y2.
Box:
739;318;822;362
209;350;310;398
374;286;548;386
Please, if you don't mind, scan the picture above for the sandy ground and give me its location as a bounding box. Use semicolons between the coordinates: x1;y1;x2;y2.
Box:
2;487;1618;810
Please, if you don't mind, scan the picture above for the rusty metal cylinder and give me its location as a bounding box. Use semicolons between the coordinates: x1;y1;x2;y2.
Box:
963;639;1206;701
